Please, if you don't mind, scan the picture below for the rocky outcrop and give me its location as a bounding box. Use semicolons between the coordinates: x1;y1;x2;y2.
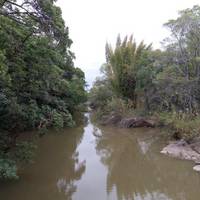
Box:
119;117;155;128
189;137;200;154
161;139;200;172
161;140;200;162
101;114;156;128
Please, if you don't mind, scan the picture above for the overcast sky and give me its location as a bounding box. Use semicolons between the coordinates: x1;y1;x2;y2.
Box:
56;0;200;87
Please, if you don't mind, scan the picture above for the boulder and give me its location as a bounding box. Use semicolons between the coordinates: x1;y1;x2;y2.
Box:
189;137;200;154
119;117;155;128
190;142;200;154
119;118;137;128
161;140;200;162
193;165;200;172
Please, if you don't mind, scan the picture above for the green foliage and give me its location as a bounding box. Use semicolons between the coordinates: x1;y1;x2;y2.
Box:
51;110;64;129
105;35;152;105
14;142;36;164
164;5;200;80
0;0;86;130
104;98;135;116
0;159;18;180
158;112;200;140
89;77;113;109
0;0;87;180
0;139;36;180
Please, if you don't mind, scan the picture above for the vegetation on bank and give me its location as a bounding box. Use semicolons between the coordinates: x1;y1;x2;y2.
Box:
89;5;200;141
0;0;87;179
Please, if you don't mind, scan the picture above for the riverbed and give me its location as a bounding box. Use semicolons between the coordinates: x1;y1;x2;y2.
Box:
1;113;200;200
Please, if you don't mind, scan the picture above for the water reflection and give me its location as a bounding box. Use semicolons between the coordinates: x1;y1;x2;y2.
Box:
0;121;86;200
95;126;200;200
56;158;86;199
1;114;200;200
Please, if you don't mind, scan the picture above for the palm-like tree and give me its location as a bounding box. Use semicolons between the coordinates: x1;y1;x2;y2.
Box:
105;35;151;107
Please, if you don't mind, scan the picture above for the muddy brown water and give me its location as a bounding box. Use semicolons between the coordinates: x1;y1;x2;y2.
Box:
1;113;200;200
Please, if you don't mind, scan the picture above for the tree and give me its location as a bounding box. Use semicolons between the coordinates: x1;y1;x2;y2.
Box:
105;35;152;107
0;0;86;179
164;5;200;80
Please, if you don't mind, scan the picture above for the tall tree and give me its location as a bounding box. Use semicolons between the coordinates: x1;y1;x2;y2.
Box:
164;5;200;80
105;35;152;107
0;0;86;179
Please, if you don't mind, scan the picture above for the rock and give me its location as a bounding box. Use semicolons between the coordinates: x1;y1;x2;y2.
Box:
100;114;156;128
145;119;156;127
193;165;200;172
189;138;200;154
190;142;200;154
161;139;200;173
161;140;200;162
119;118;137;128
195;161;200;165
89;102;96;110
93;127;102;137
119;117;155;128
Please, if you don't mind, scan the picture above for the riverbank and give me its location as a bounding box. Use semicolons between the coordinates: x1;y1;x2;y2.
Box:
92;111;200;172
2;113;200;200
99;112;157;128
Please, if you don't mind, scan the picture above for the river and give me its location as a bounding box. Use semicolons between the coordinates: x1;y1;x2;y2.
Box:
1;113;200;200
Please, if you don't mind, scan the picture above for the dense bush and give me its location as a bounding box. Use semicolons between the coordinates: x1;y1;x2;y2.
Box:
158;112;200;140
146;80;200;113
0;0;87;179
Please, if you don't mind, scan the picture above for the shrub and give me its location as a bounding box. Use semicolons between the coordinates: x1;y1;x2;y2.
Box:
0;159;18;180
158;111;200;140
14;142;36;164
